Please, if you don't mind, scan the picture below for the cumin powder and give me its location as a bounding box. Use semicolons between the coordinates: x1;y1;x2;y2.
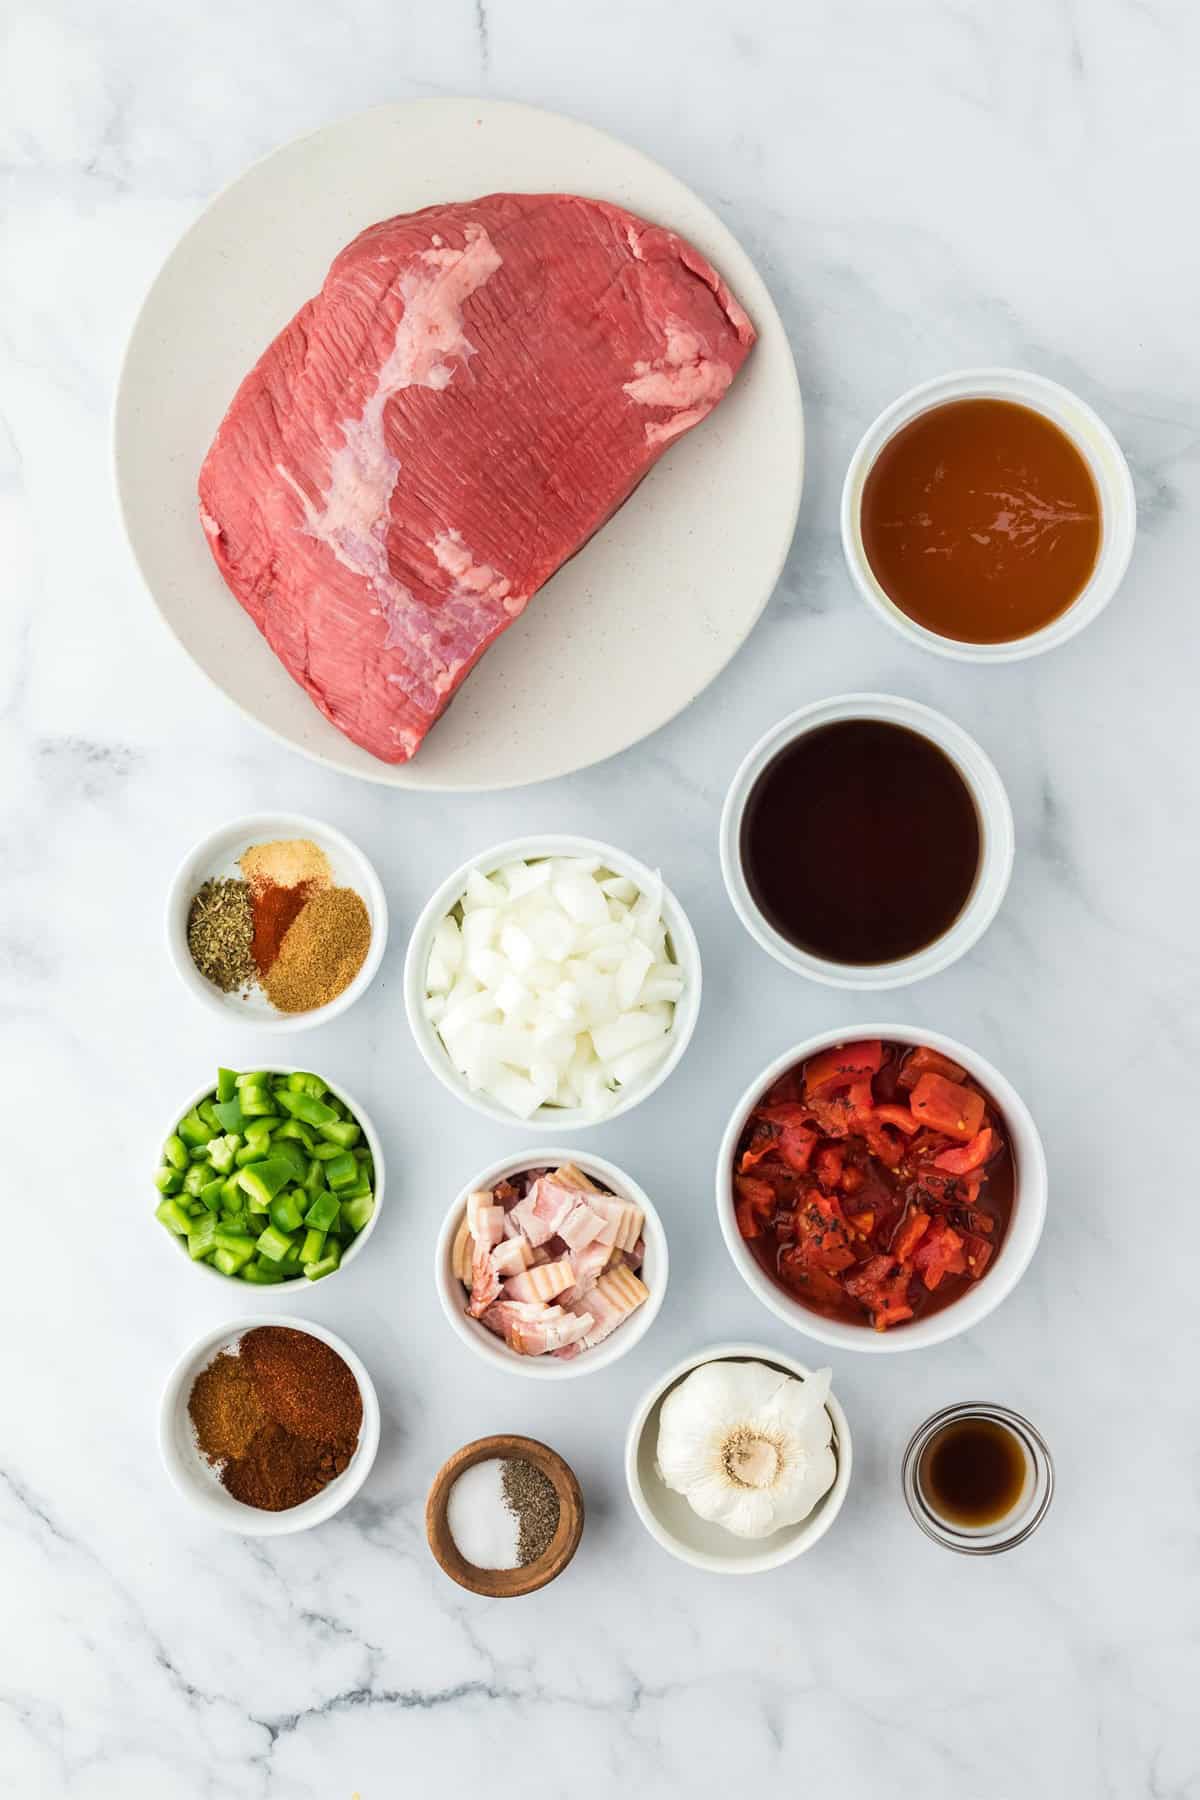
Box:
263;886;371;1013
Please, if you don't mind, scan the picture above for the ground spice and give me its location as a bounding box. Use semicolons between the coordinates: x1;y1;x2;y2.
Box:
186;878;256;992
502;1458;560;1565
248;876;314;976
263;887;372;1014
188;1327;362;1513
238;838;331;891
188;1352;268;1459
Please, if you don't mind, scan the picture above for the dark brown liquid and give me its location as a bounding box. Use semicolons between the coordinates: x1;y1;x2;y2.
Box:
861;398;1101;643
918;1417;1027;1527
739;719;981;965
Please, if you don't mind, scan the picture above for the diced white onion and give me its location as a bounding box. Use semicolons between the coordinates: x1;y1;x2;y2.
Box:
425;855;685;1119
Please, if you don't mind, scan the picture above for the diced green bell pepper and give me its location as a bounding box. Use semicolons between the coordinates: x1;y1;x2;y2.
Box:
287;1071;327;1100
304;1189;340;1231
336;1176;372;1203
239;1086;276;1118
269;1190;305;1233
273;1118;315;1151
182;1163;207;1198
235;1141;271;1167
177;1109;210;1148
324;1151;358;1192
187;1215;218;1260
207;1133;238;1175
199;1177;225;1215
212;1098;245;1134
300;1226;326;1262
154;1165;181;1194
341;1194;375;1233
275;1089;338;1128
255;1223;296;1263
155;1197;192;1237
234;1070;269;1089
271;1138;309;1181
241;1259;285;1285
304;1244;342;1281
213;1239;256;1277
318;1118;360;1149
164;1134;189;1172
217;1067;238;1103
237;1156;296;1209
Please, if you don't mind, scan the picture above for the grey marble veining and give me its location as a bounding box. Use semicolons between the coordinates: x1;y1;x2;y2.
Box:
2;2;1199;1795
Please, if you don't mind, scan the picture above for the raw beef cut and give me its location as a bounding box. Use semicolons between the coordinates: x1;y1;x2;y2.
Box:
198;193;755;763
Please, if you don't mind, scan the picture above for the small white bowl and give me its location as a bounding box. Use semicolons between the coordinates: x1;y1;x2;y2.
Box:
158;1314;380;1534
166;811;388;1031
841;367;1136;662
625;1340;852;1572
719;693;1013;989
435;1147;668;1380
154;1065;385;1288
717;1026;1047;1354
404;834;702;1128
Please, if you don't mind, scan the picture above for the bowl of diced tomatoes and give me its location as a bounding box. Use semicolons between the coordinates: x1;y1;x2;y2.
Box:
717;1028;1047;1352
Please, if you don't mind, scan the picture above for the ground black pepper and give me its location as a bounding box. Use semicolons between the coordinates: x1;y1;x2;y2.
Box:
502;1458;560;1565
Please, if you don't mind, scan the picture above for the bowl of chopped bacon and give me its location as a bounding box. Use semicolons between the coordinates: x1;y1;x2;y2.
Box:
717;1028;1046;1352
436;1149;668;1379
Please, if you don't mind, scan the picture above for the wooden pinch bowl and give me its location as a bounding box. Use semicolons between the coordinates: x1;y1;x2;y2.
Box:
426;1435;584;1597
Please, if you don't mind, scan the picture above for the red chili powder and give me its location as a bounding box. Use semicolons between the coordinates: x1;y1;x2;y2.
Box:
249;879;313;976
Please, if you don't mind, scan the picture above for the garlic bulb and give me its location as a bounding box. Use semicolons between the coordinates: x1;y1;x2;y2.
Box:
655;1359;836;1539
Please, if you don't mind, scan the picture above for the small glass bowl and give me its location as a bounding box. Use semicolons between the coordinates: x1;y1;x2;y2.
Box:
902;1402;1054;1555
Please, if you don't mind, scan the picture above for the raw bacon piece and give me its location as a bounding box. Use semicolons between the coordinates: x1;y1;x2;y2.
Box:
466;1192;505;1250
510;1308;594;1357
511;1176;579;1246
557;1201;606;1253
567;1265;649;1347
490;1236;533;1278
503;1259;574;1304
479;1299;563;1341
559;1237;613;1304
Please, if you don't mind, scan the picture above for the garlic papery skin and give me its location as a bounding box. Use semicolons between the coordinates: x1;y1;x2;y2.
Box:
655;1359;836;1540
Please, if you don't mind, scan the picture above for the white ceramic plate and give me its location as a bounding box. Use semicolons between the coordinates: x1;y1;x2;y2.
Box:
113;98;804;791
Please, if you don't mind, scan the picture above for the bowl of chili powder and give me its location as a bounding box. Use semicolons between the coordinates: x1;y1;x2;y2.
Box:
159;1316;380;1533
165;811;387;1030
717;1026;1047;1354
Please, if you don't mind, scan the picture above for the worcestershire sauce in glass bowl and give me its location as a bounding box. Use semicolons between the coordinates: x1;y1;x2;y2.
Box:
739;719;980;965
917;1416;1026;1527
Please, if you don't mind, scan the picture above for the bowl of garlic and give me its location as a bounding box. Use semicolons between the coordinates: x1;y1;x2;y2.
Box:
624;1342;852;1572
404;835;701;1127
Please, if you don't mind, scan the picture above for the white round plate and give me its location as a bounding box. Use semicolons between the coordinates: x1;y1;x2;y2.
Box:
113;98;804;791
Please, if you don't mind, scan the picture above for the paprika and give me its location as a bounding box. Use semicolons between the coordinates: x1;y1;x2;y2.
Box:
188;1326;363;1513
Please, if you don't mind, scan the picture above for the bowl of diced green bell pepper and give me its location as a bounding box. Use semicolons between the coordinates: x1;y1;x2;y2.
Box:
154;1067;383;1284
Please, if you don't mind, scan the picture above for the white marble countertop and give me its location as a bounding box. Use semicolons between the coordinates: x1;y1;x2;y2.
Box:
4;3;1199;1795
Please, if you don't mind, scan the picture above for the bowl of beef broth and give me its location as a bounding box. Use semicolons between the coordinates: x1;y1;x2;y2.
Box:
719;694;1013;988
716;1028;1047;1353
841;368;1136;662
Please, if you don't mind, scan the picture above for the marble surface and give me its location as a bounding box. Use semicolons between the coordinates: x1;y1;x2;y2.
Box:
3;2;1199;1795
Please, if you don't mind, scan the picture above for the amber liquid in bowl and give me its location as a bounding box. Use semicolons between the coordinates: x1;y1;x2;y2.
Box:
861;397;1101;644
917;1416;1028;1527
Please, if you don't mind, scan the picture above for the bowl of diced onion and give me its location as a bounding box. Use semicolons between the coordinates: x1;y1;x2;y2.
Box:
403;836;702;1128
